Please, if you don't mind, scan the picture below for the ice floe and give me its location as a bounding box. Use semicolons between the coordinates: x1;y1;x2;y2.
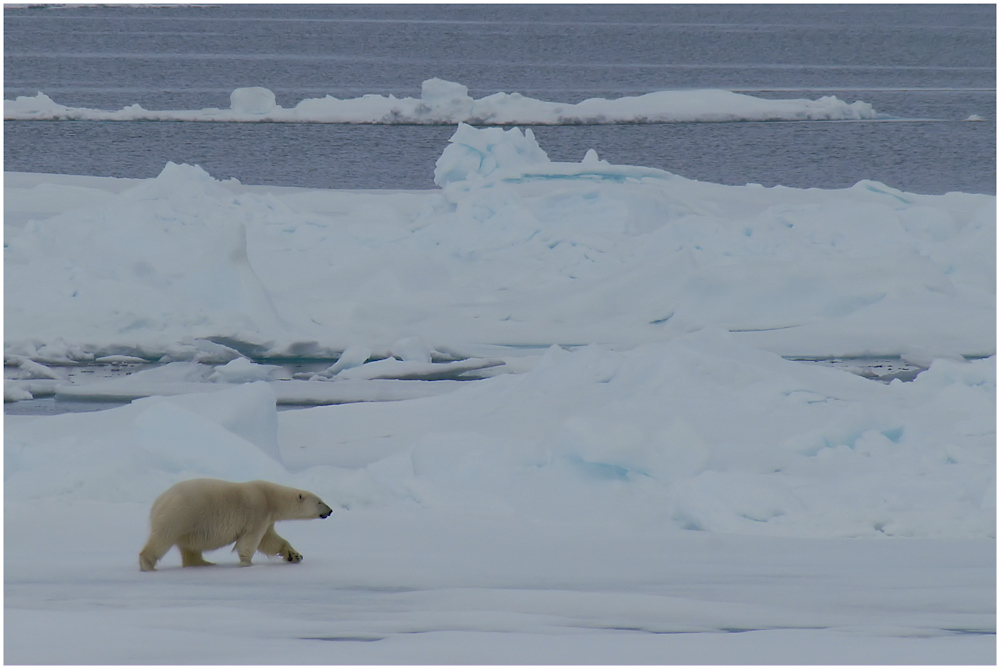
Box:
5;78;881;124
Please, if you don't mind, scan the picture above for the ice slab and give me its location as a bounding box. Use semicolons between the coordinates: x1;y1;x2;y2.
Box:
323;357;505;381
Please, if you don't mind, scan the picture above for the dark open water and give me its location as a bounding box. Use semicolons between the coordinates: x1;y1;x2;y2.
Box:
4;4;996;193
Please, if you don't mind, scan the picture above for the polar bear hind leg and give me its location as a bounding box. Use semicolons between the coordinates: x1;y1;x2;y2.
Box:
139;536;173;572
179;547;215;567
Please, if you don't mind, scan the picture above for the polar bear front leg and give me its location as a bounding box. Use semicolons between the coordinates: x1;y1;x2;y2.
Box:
257;523;303;563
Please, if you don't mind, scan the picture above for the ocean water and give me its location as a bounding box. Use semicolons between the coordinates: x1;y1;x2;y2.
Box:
4;3;996;193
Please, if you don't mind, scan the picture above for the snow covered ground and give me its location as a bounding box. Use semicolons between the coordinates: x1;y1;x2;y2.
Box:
4;123;995;663
5;499;994;664
5;77;880;124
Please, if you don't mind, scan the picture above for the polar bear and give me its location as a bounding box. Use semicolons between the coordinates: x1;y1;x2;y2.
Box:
139;478;333;571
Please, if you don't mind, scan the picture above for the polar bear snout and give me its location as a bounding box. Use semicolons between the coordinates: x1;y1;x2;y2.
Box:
318;502;333;519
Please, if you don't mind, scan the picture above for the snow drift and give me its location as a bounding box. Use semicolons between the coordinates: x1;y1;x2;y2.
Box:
4;77;880;124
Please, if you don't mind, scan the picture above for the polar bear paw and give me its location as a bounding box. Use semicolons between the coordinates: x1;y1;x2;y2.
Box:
284;549;303;563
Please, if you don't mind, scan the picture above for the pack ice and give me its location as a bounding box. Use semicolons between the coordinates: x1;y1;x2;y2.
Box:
5;77;880;123
4;122;995;664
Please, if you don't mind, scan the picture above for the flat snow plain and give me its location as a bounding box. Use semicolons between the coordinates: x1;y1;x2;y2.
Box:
4;122;996;664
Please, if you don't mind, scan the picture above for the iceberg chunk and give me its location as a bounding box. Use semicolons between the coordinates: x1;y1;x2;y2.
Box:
229;86;278;116
434;122;550;186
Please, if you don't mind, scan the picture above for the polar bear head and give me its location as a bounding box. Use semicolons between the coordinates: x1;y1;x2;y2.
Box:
285;488;334;520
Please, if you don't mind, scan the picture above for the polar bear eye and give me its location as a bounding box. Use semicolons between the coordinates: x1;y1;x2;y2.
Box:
298;494;304;501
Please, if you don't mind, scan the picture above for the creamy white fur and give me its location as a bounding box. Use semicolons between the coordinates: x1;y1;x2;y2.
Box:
139;478;332;571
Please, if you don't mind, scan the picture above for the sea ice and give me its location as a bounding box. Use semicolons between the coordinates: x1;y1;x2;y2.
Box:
5;125;993;363
4;78;881;124
3;119;994;664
